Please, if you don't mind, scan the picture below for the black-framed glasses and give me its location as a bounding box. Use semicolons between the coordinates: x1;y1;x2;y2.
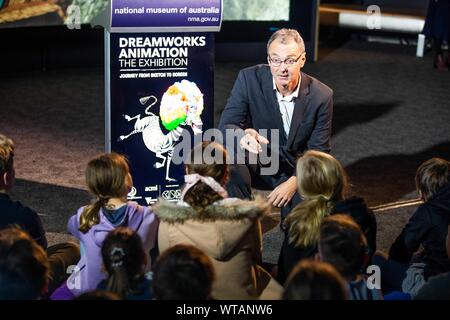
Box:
268;54;303;67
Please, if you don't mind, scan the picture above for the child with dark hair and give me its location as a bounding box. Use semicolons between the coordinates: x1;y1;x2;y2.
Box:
373;158;450;296
98;227;152;300
0;134;46;248
152;244;215;300
0;134;79;297
318;214;382;300
283;260;348;300
0;227;49;300
51;153;159;299
154;141;282;299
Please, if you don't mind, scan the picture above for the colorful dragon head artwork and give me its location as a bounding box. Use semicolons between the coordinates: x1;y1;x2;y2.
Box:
159;80;204;135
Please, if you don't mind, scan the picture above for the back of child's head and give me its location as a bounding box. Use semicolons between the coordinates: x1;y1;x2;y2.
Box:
0;134;14;176
296;150;348;201
85;152;132;201
183;141;229;212
185;141;228;180
415;158;450;201
79;152;132;233
101;227;146;299
152;244;215;300
318;214;368;280
285;150;349;247
283;260;348;300
0;227;49;299
0;134;14;191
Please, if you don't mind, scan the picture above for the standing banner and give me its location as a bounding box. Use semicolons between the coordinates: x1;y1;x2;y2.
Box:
111;33;214;204
93;0;222;205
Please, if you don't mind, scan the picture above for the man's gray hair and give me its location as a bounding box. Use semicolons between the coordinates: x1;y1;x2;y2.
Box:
267;28;305;53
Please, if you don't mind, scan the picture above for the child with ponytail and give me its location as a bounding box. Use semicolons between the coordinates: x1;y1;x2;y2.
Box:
98;227;152;300
277;150;376;284
51;153;158;299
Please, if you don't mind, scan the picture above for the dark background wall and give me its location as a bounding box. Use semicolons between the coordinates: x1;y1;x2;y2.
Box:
0;0;430;71
361;0;428;11
0;26;104;72
0;0;320;70
323;0;428;10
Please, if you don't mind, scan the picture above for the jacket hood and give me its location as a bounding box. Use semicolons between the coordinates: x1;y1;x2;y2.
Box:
427;183;450;214
154;196;270;259
88;202;144;247
153;196;270;223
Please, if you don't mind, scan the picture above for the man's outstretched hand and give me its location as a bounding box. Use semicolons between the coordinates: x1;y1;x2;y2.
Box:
240;128;269;154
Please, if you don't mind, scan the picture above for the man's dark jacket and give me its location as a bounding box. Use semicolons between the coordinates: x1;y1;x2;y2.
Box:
219;64;333;175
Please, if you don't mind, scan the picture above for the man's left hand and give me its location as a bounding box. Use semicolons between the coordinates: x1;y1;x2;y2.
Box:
267;176;297;208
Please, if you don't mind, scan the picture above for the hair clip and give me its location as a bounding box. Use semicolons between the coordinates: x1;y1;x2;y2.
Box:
110;247;125;267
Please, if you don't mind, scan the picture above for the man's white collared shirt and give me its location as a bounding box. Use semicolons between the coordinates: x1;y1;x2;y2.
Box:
273;78;300;137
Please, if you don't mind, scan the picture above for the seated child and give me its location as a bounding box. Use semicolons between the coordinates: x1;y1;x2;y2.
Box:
318;214;383;300
51;152;159;299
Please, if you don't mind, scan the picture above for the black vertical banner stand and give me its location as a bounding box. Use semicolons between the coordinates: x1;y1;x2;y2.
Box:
92;0;222;205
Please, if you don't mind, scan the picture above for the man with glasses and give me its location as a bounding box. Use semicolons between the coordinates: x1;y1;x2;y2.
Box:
218;28;333;220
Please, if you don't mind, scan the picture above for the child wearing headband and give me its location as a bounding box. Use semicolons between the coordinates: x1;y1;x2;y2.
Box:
154;141;282;299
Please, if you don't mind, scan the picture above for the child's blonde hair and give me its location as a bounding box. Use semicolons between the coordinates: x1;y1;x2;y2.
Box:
79;153;132;233
285;150;348;247
0;134;14;175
